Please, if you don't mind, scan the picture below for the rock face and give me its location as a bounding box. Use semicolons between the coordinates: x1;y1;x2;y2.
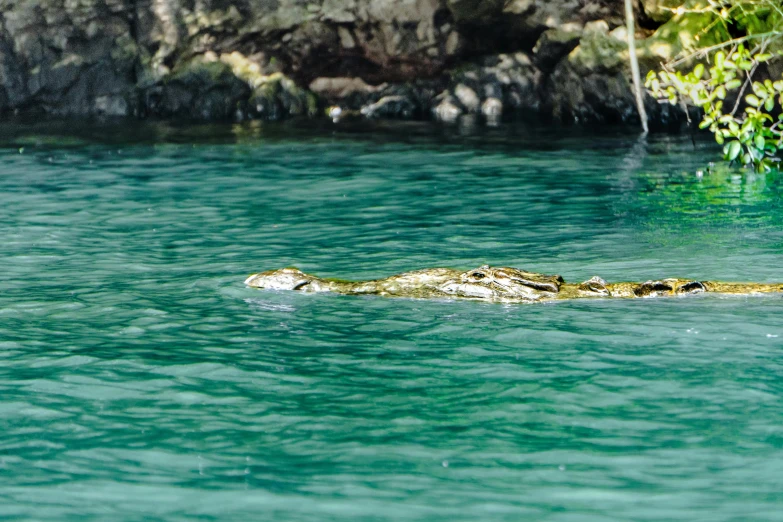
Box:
0;0;137;116
0;0;695;125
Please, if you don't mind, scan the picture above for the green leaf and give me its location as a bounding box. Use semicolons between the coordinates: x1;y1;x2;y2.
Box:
765;97;775;112
752;82;767;98
726;79;742;90
757;54;772;63
716;133;725;145
754;135;765;150
727;141;742;161
715;51;725;68
693;63;705;79
746;94;760;107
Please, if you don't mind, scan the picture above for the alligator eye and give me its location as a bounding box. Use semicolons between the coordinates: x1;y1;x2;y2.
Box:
678;281;706;294
470;272;486;280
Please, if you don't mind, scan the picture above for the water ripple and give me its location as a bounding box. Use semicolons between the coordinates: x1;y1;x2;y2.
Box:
1;123;783;520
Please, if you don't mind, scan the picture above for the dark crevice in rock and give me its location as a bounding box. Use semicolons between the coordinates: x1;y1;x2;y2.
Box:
433;7;453;30
304;54;384;85
458;24;543;61
634;0;664;30
292;46;386;86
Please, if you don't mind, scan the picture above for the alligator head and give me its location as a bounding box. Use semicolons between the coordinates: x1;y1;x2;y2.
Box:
438;265;564;301
245;265;565;302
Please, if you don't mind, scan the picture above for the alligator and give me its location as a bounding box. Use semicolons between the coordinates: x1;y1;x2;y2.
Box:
244;265;783;303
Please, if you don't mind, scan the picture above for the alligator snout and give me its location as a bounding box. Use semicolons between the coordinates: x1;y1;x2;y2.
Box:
245;268;315;291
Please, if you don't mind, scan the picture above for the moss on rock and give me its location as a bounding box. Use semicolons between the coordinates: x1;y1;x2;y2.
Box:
640;0;686;24
565;21;627;73
641;0;731;65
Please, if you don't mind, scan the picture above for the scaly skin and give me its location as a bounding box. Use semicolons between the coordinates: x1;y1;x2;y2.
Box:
244;265;783;303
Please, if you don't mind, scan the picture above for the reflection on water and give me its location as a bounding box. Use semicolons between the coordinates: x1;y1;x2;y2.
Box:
1;120;783;521
633;166;781;223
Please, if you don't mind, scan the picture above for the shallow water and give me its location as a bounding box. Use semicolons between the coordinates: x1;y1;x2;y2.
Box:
2;120;783;521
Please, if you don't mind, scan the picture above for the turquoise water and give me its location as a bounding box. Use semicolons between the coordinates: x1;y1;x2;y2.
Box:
2;120;783;520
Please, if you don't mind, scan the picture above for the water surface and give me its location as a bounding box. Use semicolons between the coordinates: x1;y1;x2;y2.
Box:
1;120;783;521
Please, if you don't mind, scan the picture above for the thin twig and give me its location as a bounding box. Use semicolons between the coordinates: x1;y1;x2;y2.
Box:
625;0;648;134
667;31;780;69
730;62;759;117
729;39;768;116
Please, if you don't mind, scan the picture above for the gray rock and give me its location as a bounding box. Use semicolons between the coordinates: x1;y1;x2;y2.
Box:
361;95;416;119
432;91;463;122
533;24;583;72
309;77;387;101
144;58;250;120
545;22;684;126
453;83;480;113
481;97;502;118
0;0;137;116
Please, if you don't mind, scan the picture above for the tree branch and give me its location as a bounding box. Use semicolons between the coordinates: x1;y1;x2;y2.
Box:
625;0;648;134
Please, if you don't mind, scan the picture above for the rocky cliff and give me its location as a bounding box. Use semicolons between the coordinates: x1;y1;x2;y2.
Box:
0;0;702;125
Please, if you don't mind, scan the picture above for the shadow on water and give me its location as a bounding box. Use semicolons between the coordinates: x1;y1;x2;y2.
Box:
0;115;713;152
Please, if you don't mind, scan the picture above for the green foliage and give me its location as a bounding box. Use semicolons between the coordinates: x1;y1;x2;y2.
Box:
645;0;783;171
